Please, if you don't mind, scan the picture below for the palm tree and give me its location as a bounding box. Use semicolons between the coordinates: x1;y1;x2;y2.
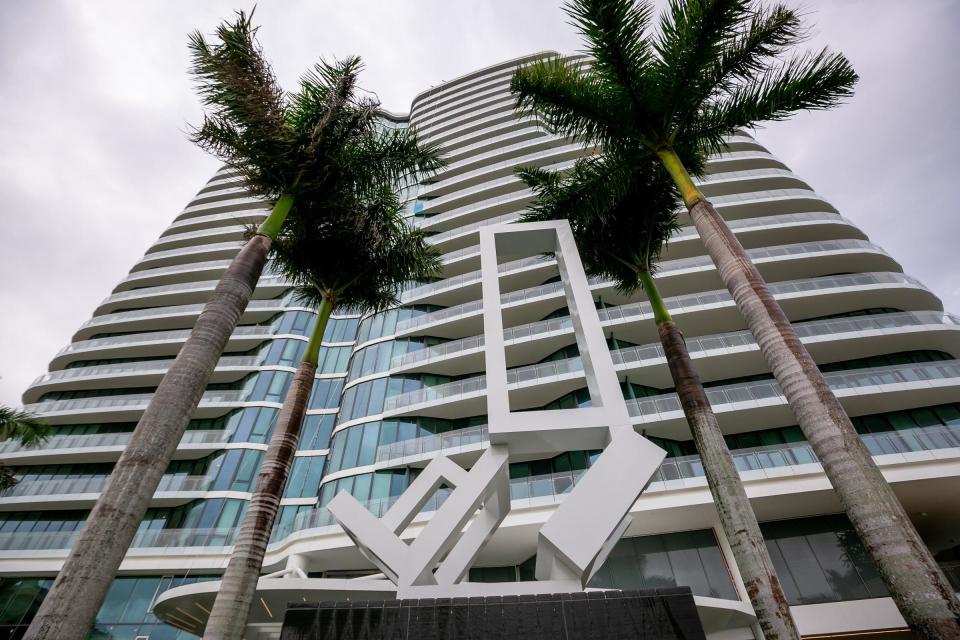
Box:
519;153;799;639
204;186;442;639
24;12;442;640
511;1;960;636
0;406;49;491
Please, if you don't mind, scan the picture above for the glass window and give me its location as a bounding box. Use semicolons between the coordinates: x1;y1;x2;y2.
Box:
285;456;326;498
309;379;343;409
761;514;888;605
588;529;737;599
300;414;335;450
358;422;380;467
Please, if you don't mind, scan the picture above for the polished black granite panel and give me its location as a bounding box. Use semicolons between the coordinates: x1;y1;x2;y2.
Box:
280;588;706;640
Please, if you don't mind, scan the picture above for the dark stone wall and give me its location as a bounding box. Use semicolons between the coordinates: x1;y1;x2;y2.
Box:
280;588;706;640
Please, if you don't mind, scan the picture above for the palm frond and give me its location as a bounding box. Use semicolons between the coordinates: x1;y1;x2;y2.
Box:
0;465;17;491
270;185;441;316
187;9;291;198
511;57;629;146
706;3;807;90
563;0;658;132
693;48;857;149
519;152;681;293
0;406;49;447
653;0;751;119
340;127;446;197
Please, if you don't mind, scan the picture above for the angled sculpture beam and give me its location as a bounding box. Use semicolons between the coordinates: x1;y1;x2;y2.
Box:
330;220;665;596
479;221;666;587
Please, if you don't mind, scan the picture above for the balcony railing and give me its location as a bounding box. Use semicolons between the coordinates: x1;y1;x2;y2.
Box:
133;240;244;268
57;324;275;358
375;425;489;463
672;211;850;241
5;424;957;551
401;255;553;302
395;272;926;337
0;474;211;499
80;298;283;331
426;212;521;244
30;356;261;389
626;361;960;422
24;390;246;417
100;274;286;306
0;429;229;456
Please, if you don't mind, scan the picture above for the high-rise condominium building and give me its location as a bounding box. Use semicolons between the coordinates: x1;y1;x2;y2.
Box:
2;53;958;640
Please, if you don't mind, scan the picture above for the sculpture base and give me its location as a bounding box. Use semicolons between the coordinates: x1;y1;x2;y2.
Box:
279;588;706;640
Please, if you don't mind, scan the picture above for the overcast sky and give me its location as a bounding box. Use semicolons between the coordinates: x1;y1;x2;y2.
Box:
1;0;958;406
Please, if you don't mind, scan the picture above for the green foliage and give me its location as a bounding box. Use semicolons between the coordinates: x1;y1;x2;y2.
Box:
0;406;49;447
188;10;444;207
0;406;49;491
190;9;445;317
519;152;680;293
511;0;858;169
268;185;442;315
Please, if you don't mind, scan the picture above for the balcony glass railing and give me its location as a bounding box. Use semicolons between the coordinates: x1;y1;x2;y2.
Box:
118;259;234;286
393;311;958;374
6;423;957;551
654;424;960;482
417;95;515;137
401;255;554;302
396;272;926;336
178;195;266;217
101;274;286;306
0;474;212;499
626;360;960;422
0;429;229;455
421;143;587;197
421;106;517;146
387;355;960;418
24;390;246;417
30;356;262;389
148;225;247;251
384;355;586;412
415;82;510;127
134;240;244;267
661;239;886;274
426;212;522;243
442;128;556;166
80;298;283;331
166;209;266;234
375;425;489;463
695;167;799;185
671;211;850;241
58;324;274;358
598;272;926;326
419;158;576;213
707;187;827;207
383;376;487;412
436;116;552;157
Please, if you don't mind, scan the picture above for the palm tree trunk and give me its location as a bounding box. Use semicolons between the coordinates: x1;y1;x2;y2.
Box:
639;269;800;640
656;146;960;639
24;194;296;640
202;295;333;640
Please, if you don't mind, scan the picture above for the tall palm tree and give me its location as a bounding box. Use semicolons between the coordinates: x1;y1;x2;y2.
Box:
204;186;442;640
0;406;49;491
520;153;799;639
24;12;442;640
511;1;960;636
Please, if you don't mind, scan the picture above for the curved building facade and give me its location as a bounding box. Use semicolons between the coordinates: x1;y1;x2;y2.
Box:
3;53;959;639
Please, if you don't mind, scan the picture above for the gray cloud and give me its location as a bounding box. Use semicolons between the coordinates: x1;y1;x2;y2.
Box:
1;0;957;405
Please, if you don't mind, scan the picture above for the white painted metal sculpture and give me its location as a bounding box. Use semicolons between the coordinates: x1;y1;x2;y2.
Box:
329;221;666;598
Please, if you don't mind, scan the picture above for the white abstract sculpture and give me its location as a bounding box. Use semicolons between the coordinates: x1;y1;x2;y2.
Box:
329;220;666;598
